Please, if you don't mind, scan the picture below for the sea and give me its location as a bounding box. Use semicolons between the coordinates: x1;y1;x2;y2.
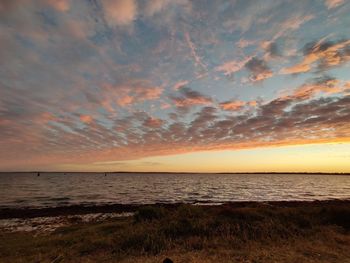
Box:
0;173;349;208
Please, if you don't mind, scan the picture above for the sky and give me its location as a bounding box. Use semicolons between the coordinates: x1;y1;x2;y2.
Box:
0;0;350;172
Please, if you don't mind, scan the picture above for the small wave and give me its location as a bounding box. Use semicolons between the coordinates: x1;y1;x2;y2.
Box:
48;197;71;201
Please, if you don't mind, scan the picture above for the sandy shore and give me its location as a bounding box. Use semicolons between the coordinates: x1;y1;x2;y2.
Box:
0;212;134;233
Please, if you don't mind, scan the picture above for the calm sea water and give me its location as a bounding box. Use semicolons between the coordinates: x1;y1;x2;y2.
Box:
0;173;349;208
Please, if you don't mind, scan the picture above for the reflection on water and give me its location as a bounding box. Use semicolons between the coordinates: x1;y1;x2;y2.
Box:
0;173;349;208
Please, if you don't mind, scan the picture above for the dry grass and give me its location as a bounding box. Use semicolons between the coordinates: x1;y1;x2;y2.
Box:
0;201;350;262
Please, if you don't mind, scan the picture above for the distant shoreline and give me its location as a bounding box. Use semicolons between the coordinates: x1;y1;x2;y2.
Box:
1;199;350;220
1;171;350;175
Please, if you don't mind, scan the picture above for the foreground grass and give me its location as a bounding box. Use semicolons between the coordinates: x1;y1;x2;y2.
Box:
1;201;350;262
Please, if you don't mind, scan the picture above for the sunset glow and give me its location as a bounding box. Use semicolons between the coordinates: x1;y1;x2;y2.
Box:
1;0;350;172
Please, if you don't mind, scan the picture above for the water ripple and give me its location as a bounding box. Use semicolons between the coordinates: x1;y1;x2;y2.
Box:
0;173;349;208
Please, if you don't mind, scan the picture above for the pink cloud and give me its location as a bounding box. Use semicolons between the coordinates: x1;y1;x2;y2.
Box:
173;80;189;90
325;0;344;9
215;57;252;76
160;102;171;109
103;82;163;108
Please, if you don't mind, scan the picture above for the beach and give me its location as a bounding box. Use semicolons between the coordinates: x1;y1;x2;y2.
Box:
1;200;349;262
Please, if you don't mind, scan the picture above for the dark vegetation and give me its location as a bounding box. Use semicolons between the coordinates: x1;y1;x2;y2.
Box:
0;200;350;262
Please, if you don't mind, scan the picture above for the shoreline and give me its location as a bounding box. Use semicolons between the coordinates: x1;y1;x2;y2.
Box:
1;171;350;175
1;199;349;219
1;199;350;262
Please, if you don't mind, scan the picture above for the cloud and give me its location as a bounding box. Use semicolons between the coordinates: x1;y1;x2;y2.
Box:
304;39;350;69
280;62;311;74
325;0;344;9
173;80;189;90
222;1;276;34
1;1;350;170
80;114;93;124
2;88;350;169
145;0;171;16
281;39;350;74
46;0;70;12
265;42;281;58
102;0;138;26
248;101;258;107
103;82;163;107
245;57;273;82
274;14;314;40
187;106;217;135
220;100;246;111
290;76;342;100
215;57;252;76
0;0;24;13
170;88;213;108
184;31;207;72
143;117;164;128
236;38;255;49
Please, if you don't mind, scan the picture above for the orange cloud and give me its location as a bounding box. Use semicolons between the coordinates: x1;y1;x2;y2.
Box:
293;79;341;100
102;82;163;108
220;100;246;111
248;100;258;107
344;82;350;94
251;71;273;82
118;87;163;106
46;0;70;12
2;91;350;172
173;96;212;108
102;0;138;26
34;112;56;125
80;115;93;124
280;62;313;74
281;39;350;74
245;57;273;82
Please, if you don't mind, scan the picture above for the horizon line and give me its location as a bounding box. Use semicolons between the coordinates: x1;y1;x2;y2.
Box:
1;171;350;175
